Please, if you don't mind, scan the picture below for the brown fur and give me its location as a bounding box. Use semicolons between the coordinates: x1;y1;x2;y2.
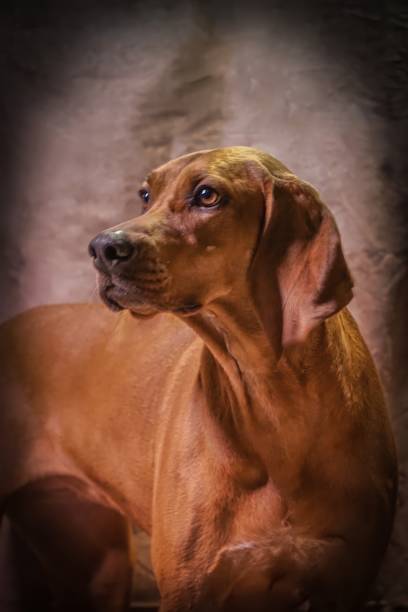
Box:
0;147;397;611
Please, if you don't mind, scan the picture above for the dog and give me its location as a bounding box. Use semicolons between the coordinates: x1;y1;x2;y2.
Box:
0;146;398;611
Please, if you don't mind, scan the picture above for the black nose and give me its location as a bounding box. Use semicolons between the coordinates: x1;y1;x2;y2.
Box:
88;231;135;269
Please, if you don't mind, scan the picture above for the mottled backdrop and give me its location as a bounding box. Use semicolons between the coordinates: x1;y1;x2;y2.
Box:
0;0;407;609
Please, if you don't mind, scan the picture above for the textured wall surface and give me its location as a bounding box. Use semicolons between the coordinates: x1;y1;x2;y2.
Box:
0;0;407;608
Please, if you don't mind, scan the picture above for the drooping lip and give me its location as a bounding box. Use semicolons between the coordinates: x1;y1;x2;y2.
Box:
97;275;202;318
97;270;161;313
99;284;125;312
98;279;164;317
102;285;202;317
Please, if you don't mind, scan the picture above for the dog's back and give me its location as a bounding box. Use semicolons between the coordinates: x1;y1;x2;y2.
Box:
0;304;198;510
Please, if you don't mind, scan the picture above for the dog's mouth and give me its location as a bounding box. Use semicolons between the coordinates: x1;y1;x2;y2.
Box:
98;280;158;316
100;285;125;312
97;275;202;319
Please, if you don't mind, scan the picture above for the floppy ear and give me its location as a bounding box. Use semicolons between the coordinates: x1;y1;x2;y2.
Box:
250;173;353;358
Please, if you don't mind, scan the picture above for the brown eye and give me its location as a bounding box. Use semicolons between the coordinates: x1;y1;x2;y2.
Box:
194;185;220;208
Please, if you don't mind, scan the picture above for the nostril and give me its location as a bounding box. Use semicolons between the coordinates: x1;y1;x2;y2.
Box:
88;233;135;267
104;244;119;261
103;239;135;263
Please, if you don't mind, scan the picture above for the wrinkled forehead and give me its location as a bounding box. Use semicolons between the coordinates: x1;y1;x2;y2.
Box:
145;148;262;192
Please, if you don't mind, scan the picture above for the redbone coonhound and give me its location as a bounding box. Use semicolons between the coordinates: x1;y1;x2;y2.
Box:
0;147;397;611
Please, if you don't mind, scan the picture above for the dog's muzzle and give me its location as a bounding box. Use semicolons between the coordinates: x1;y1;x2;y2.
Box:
88;229;171;314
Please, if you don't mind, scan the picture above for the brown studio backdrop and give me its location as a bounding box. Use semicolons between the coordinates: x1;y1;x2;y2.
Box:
0;0;407;608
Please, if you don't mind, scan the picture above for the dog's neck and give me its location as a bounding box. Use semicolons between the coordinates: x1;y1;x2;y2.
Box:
186;287;324;398
182;287;329;486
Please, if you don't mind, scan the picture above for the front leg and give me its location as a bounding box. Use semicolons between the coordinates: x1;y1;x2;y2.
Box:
151;450;313;609
152;514;367;612
154;539;310;612
151;500;309;612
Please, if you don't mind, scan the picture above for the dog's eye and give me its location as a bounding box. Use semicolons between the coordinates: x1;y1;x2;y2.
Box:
138;189;150;211
194;186;220;208
139;189;150;204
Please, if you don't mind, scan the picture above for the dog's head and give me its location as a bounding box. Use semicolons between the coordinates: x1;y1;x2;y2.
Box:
89;146;352;354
